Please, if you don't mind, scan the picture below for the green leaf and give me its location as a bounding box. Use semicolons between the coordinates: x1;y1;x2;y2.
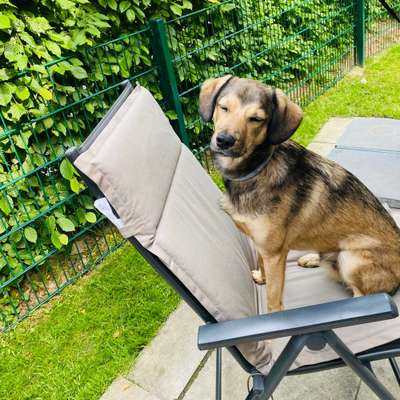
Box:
8;103;26;121
57;217;75;232
0;194;12;215
70;177;81;193
51;231;62;249
0;15;11;30
165;110;178;120
119;0;130;12
58;233;68;245
26;16;52;34
56;122;67;135
45;41;61;57
0;68;12;81
60;159;74;180
24;227;37;243
0;83;14;106
71;66;88;80
46;216;56;232
126;9;135;22
15;86;30;101
170;4;182;16
182;0;192;9
107;0;117;10
57;0;75;9
38;87;53;101
85;212;97;223
43;117;53;129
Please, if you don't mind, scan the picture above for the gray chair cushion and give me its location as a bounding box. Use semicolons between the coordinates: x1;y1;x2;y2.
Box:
74;84;272;374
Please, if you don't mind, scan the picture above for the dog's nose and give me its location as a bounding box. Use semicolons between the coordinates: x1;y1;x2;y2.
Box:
216;133;235;150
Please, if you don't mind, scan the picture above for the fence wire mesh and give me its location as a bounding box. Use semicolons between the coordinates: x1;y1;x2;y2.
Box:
0;0;399;330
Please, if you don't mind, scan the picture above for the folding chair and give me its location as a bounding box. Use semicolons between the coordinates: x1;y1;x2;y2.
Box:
66;81;400;400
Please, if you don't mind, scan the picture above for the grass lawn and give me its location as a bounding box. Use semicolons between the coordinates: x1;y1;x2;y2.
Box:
0;244;179;400
1;44;400;400
294;44;400;146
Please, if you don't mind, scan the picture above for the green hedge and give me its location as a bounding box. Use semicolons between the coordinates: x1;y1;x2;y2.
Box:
0;0;211;328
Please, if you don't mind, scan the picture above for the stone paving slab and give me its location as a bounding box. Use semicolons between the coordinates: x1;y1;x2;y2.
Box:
356;360;400;399
101;376;161;400
127;303;206;400
336;117;400;152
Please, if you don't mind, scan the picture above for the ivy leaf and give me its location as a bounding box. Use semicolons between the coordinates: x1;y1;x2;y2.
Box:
24;227;37;243
85;212;97;224
71;66;88;80
0;15;11;30
60;159;74;180
15;86;30;101
57;217;75;232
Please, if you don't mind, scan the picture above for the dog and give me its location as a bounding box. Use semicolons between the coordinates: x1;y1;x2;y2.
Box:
199;75;400;313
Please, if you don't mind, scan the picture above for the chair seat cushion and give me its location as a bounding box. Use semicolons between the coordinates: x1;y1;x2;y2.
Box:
261;208;400;369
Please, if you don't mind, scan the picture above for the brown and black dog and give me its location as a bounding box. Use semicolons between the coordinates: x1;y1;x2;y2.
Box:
199;75;400;313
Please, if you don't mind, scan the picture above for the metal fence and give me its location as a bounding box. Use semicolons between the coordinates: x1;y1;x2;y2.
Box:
0;0;399;331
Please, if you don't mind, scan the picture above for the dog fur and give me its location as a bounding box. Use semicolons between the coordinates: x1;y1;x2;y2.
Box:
199;75;400;312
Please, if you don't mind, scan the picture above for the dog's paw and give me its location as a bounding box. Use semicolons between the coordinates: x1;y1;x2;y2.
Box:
297;253;320;268
252;269;266;285
267;303;283;313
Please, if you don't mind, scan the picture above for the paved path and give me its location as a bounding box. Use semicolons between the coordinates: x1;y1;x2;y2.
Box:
100;118;400;400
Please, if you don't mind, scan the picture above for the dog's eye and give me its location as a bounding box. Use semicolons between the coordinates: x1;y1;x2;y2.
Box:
219;105;228;112
249;116;264;122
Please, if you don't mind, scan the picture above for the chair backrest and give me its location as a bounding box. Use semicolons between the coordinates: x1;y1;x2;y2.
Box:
66;82;272;374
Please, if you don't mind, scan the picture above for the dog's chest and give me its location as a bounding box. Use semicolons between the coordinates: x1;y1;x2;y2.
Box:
226;179;281;216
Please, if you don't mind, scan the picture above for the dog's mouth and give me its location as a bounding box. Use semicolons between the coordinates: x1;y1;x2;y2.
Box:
209;142;241;158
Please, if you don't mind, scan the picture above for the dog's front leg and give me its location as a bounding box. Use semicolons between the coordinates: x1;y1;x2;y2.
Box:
262;251;288;312
219;193;235;216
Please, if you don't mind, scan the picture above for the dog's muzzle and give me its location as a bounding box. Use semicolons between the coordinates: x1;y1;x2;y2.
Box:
216;132;236;150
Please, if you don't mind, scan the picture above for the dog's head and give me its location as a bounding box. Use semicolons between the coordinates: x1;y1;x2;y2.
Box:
199;75;303;170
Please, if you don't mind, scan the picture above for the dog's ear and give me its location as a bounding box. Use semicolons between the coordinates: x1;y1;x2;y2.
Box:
199;75;233;122
267;89;303;145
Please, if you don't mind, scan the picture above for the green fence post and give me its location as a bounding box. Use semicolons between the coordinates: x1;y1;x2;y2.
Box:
150;19;189;145
355;0;366;66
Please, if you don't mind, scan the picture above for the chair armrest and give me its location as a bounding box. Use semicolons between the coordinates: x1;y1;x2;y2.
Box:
198;293;398;350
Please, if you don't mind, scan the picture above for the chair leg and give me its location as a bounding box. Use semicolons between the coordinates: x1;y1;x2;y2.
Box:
245;335;309;400
216;348;222;400
363;360;374;374
324;331;396;400
388;358;400;387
